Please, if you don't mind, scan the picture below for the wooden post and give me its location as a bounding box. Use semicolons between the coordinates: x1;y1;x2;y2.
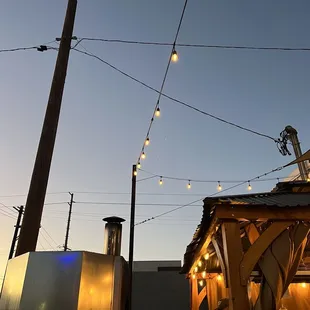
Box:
222;220;250;310
190;278;199;310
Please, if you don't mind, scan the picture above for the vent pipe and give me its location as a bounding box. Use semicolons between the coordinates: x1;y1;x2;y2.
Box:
103;216;125;256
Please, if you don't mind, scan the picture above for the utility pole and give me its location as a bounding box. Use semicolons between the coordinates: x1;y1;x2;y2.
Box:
16;0;78;256
128;165;137;310
284;126;308;180
64;192;74;251
8;206;24;259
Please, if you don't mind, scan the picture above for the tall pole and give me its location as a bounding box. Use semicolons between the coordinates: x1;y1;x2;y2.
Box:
285;126;308;180
128;164;137;310
8;206;24;259
15;0;78;256
64;192;74;251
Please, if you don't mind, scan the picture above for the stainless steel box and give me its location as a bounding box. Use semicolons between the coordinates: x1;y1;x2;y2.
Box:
0;251;128;310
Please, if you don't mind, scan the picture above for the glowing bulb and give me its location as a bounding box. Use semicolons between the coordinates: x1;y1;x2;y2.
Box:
307;175;310;182
141;152;146;159
217;274;222;281
204;253;209;260
202;271;206;278
171;50;178;62
199;280;204;287
145;137;150;146
198;260;202;267
133;170;137;176
137;162;141;169
194;266;198;273
301;282;307;288
217;181;222;191
159;177;163;185
192;274;196;279
187;180;191;189
155;107;161;117
248;181;252;191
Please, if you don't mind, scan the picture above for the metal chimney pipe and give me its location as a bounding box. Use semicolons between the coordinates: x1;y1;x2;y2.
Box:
103;216;125;256
285;126;308;181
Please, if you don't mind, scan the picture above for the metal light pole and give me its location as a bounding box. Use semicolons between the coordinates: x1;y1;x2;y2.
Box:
128;164;137;310
15;0;78;256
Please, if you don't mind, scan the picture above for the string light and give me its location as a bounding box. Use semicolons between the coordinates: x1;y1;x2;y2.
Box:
137;162;141;169
217;274;222;281
159;177;163;186
199;280;204;287
204;253;209;260
202;271;206;278
171;49;179;62
155;107;161;117
301;282;307;288
217;181;222;191
194;266;198;273
187;180;191;189
133;170;138;176
198;260;202;267
248;181;252;191
192;274;196;279
145;137;150;146
141;152;146;160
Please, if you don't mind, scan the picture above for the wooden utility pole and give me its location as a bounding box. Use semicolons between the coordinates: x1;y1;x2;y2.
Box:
128;165;137;310
8;206;24;259
15;0;78;256
64;192;74;251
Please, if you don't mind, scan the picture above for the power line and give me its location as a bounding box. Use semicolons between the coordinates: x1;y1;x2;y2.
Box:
41;226;59;248
40;228;56;250
71;48;278;143
136;0;189;165
79;37;310;52
135;164;285;226
0;44;57;54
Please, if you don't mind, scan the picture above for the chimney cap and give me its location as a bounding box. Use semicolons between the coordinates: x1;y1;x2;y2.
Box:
103;216;125;223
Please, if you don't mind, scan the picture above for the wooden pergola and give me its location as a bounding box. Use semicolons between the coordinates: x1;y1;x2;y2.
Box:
181;181;310;310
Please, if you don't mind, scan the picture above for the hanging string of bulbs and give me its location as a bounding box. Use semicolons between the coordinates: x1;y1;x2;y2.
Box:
136;0;188;170
136;169;301;192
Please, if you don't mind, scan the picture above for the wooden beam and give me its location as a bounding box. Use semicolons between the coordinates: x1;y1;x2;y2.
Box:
211;237;228;288
198;286;207;306
222;221;250;310
240;221;294;285
215;204;310;221
189;217;218;275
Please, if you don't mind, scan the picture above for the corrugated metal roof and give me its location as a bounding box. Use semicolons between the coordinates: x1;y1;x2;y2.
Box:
204;192;310;207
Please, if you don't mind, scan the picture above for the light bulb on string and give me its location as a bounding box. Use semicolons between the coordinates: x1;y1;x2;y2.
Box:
202;271;206;278
248;181;252;191
171;48;179;62
204;253;209;260
217;274;222;281
217;181;222;191
194;266;198;273
198;260;202;267
192;274;196;279
141;152;146;160
199;280;204;287
155;107;161;117
301;282;307;288
159;177;163;186
145;137;150;146
187;180;191;189
137;161;141;169
133;169;137;176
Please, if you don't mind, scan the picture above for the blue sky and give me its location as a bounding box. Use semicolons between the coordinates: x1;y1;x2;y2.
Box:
0;0;310;281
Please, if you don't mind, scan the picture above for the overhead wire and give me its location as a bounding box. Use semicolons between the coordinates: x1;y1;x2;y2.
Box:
41;226;59;248
71;48;278;143
78;37;310;52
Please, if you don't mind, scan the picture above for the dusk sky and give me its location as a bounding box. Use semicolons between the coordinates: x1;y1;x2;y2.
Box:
1;0;310;282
